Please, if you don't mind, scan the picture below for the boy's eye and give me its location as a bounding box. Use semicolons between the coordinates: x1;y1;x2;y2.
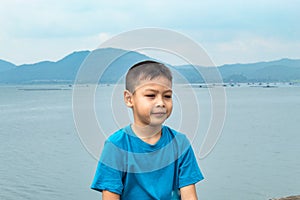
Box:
164;95;172;99
145;94;155;98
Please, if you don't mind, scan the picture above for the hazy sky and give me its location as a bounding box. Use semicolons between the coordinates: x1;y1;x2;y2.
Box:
0;0;299;65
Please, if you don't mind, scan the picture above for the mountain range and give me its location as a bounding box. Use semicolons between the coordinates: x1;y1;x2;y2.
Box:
0;48;299;84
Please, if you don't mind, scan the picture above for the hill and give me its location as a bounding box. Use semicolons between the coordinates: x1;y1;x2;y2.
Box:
0;48;151;84
218;58;300;82
0;51;89;84
0;48;299;84
0;60;16;72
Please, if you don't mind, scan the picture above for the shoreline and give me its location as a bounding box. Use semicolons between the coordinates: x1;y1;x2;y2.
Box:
270;195;300;200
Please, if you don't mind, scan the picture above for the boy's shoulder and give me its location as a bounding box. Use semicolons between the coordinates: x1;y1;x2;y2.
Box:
162;125;185;137
163;126;191;148
106;126;129;146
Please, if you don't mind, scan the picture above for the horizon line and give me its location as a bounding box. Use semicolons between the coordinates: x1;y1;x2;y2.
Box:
1;48;300;67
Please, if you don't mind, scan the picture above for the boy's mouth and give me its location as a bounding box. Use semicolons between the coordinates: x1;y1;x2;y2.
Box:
151;111;167;117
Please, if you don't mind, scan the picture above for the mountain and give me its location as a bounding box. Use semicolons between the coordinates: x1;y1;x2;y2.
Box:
0;60;16;72
218;58;300;82
0;48;152;84
174;58;300;83
0;51;89;84
0;48;299;84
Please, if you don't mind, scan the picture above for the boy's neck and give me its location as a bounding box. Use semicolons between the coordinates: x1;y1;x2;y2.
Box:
131;123;162;145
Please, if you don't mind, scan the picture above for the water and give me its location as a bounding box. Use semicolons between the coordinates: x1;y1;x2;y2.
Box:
1;84;300;200
198;86;300;199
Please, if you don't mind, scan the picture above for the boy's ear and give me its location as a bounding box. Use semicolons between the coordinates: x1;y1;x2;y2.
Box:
124;90;133;108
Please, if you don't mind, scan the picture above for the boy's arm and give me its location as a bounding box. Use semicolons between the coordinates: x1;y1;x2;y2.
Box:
102;190;120;200
180;184;198;200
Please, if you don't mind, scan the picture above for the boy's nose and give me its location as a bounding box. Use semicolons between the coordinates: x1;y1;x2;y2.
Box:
155;96;165;107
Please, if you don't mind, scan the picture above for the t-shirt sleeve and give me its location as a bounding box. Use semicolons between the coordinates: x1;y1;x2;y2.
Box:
91;140;125;195
177;144;204;188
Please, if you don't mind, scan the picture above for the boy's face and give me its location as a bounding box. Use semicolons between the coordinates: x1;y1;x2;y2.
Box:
124;76;173;128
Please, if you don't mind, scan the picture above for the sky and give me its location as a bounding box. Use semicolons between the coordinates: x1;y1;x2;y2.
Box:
0;0;299;66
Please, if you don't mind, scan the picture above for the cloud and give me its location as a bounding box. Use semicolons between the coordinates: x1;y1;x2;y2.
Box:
206;34;300;65
0;0;133;38
0;34;103;65
0;0;299;64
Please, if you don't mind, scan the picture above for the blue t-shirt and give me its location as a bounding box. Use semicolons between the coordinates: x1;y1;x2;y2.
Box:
91;125;204;199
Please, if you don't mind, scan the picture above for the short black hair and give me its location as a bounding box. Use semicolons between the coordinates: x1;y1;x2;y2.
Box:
125;60;172;93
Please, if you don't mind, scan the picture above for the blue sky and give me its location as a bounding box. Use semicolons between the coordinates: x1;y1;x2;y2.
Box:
0;0;299;65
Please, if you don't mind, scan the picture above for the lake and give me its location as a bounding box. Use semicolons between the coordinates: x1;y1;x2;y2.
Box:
1;84;299;200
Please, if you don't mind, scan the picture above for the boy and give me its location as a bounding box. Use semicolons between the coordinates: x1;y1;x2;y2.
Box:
91;61;204;199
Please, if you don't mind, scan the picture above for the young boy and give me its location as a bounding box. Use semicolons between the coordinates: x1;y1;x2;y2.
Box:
91;61;204;199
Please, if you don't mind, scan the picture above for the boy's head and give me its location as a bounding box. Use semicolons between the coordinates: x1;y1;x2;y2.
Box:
125;61;172;93
124;61;173;128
